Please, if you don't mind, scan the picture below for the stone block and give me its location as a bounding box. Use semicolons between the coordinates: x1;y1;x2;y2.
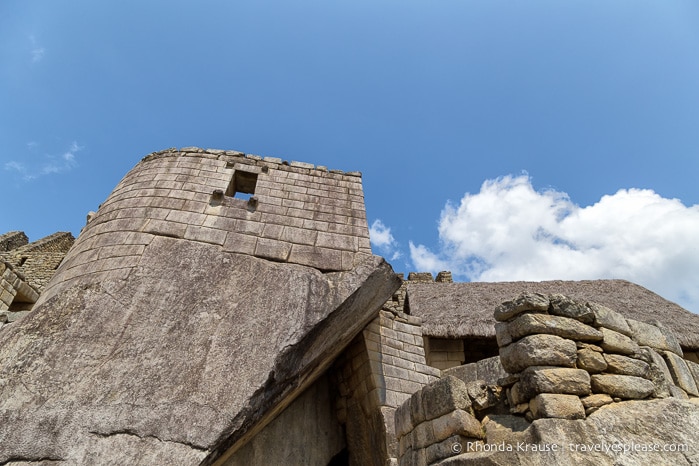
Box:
411;419;435;449
499;334;577;373
183;225;227;246
577;348;607;373
587;302;632;336
430;409;483;443
626;318;683;356
504;313;603;342
530;393;585;420
599;327;640;355
420;376;471;422
549;294;595;323
580;393;614;409
493;292;549;322
280;226;318;246
316;232;357;252
520;366;591;398
636;347;673;398
409;390;426;426
661;351;699;396
254;237;291;262
222;232;257;255
590;374;654;399
425;434;474;465
494;321;512;347
687;360;699;388
287;244;343;271
603;354;650;378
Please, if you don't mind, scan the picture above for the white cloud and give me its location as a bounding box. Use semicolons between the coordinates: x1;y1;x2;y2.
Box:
410;174;699;313
29;35;45;63
369;219;402;261
4;141;83;181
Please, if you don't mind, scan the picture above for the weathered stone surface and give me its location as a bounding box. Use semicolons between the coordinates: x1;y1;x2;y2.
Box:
499;334;577;373
549;294;595;323
580;393;613;409
463;380;503;412
576;348;607;373
529;393;585;419
223;374;345;465
599;327;640;355
420;376;472;421
439;399;699;465
519;366;591;398
627;318;683;356
662;351;699;396
603;354;650;378
430;409;484;443
687;360;699;388
636;346;673;398
587;301;631;336
493;292;549;322
443;356;507;386
591;374;654;399
0;237;399;465
504;313;603;342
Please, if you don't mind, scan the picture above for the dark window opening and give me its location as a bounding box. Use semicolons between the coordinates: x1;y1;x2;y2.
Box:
226;170;258;200
18;256;28;266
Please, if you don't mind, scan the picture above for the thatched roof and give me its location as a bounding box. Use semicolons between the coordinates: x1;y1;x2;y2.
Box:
406;279;699;351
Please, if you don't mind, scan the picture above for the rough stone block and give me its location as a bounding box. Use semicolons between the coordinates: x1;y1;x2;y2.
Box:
661;351;699;396
493;292;549;322
626;318;683;356
420;376;471;422
549;294;595;323
591;374;655;399
287;244;343;271
520;366;591;398
603;354;650;378
499;334;577;373
530;393;585;420
599;327;640;355
580;393;614;409
430;409;483;444
504;313;603;342
577;348;607;373
587;302;632;336
687;360;699;388
424;434;474;465
635;347;673;398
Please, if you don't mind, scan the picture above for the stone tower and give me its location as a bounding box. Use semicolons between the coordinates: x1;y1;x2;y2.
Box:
0;147;399;465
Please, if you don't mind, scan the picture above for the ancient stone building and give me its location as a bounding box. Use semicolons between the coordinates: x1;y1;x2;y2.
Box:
0;230;74;324
0;147;698;466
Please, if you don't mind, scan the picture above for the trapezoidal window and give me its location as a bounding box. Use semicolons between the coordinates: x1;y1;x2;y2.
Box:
225;170;258;200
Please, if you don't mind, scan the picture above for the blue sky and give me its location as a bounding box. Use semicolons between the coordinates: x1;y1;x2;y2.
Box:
2;1;699;311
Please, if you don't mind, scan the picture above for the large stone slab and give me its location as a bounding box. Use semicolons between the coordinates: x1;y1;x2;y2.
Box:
627;318;683;356
504;313;602;342
599;327;640;355
0;237;400;465
519;366;591;398
493;292;549;322
603;354;650;378
499;334;577;373
662;351;699;396
590;374;654;399
529;393;585;420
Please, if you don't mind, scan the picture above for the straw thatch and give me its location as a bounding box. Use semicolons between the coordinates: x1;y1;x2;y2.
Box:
406;279;699;351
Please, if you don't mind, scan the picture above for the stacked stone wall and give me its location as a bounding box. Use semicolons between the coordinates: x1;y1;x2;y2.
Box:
45;148;371;301
0;232;74;292
0;262;39;326
0;231;28;251
495;293;699;420
424;338;464;370
334;309;439;465
394;376;485;466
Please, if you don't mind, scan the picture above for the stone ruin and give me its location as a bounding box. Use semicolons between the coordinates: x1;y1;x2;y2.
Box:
0;147;698;466
0;230;74;324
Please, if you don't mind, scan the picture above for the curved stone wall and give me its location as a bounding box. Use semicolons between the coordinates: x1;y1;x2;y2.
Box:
40;147;372;304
